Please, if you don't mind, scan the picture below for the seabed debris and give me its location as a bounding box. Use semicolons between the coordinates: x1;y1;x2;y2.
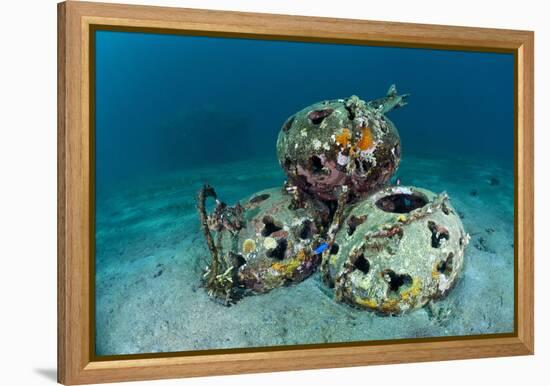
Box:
196;85;469;314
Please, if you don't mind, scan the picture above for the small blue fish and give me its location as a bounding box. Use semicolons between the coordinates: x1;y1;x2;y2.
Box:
314;243;329;255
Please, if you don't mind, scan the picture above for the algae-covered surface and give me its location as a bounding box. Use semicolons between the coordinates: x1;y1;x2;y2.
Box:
95;155;514;356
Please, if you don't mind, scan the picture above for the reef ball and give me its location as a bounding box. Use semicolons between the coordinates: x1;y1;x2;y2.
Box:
216;187;331;293
321;185;469;315
276;86;407;201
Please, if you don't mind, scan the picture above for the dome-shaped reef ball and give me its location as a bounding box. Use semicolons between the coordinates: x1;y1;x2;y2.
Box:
276;85;408;201
323;185;468;315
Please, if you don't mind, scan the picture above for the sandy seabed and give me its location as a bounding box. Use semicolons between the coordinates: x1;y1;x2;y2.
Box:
95;155;515;355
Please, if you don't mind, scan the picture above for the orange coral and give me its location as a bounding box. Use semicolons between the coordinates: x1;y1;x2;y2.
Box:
295;249;307;261
335;128;351;147
357;127;375;151
270;249;308;276
271;262;284;270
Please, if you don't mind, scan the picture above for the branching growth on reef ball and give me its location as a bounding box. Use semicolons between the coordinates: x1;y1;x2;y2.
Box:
196;184;219;285
320;185;349;284
196;184;245;305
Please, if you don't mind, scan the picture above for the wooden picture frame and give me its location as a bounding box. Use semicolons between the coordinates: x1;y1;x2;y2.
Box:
57;1;534;384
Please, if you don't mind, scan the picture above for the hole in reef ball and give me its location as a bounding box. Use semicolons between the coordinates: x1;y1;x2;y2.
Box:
375;193;428;213
427;221;450;248
307;108;334;125
266;238;288;260
248;193;270;205
437;252;454;276
261;215;283;237
299;220;313;240
309;155;324;174
282;115;295;132
382;269;413;292
347;215;367;236
353;253;370;274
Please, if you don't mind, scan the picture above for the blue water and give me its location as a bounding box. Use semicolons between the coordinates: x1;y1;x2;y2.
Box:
95;31;514;193
94;30;515;356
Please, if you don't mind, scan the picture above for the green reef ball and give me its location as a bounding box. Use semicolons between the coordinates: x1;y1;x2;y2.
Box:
322;185;469;315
